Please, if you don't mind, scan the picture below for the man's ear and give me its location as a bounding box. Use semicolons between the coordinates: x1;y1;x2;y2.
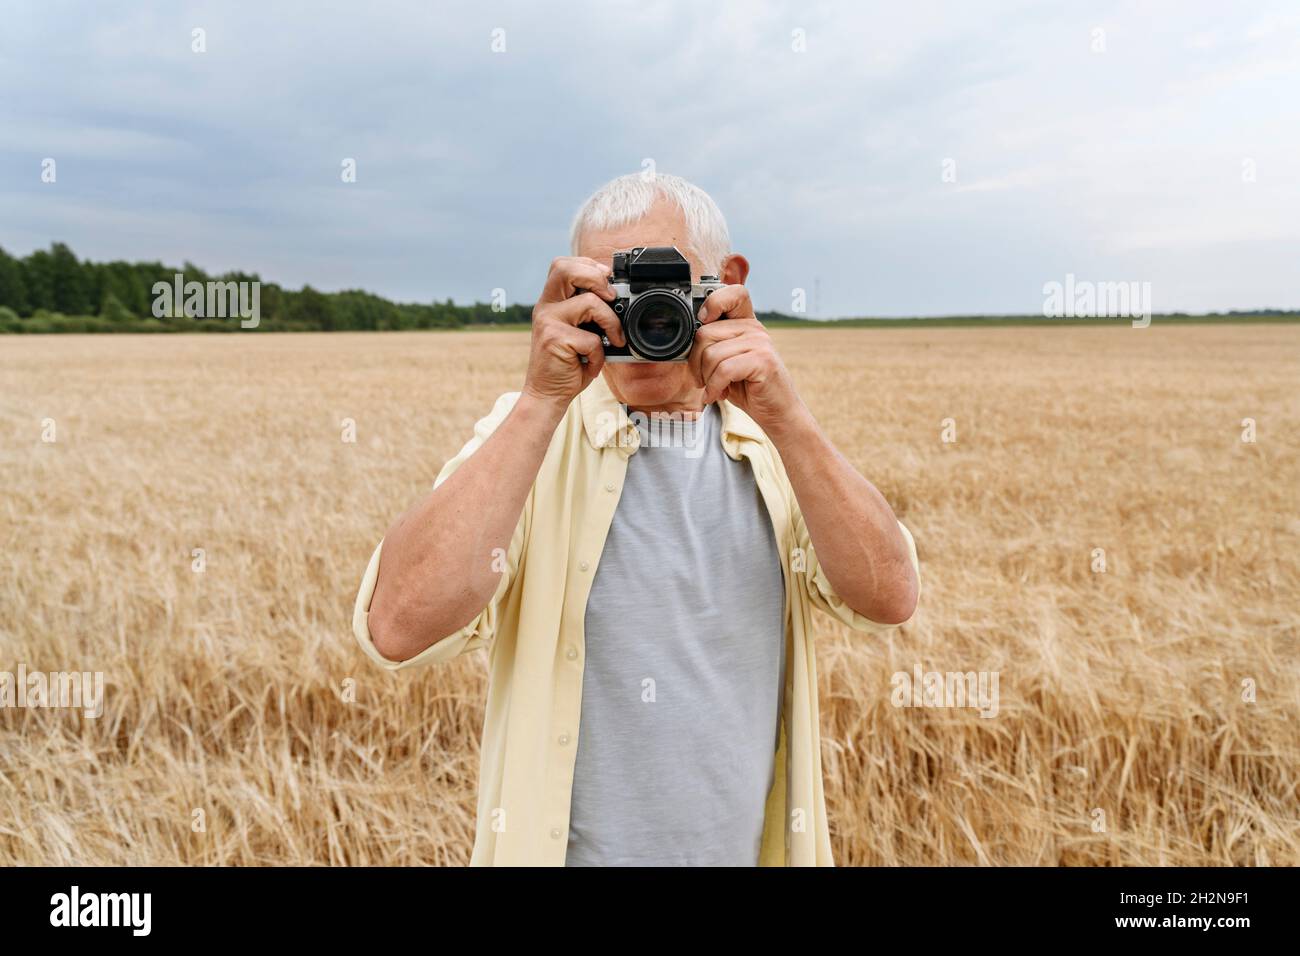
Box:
720;253;749;285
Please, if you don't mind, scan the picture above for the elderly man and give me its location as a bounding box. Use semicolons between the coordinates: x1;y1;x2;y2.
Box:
351;173;919;866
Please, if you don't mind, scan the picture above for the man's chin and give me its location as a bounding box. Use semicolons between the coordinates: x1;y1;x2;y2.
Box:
602;363;692;406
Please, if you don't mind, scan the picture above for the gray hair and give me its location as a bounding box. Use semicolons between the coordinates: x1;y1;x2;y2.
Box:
569;173;731;273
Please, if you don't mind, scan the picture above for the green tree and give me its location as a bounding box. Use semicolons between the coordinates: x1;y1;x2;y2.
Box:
102;261;150;316
258;282;283;323
22;249;55;312
49;242;92;315
0;246;30;314
100;291;136;324
286;285;336;330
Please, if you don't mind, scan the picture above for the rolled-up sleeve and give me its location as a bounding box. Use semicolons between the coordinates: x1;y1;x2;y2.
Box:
795;505;920;634
351;391;526;671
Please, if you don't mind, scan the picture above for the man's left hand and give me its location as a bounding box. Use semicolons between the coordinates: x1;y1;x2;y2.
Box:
690;285;807;434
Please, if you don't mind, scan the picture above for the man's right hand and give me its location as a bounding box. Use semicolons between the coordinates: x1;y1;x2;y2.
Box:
522;256;625;407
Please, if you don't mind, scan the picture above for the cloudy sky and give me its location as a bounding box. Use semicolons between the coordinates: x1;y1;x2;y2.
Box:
2;0;1298;316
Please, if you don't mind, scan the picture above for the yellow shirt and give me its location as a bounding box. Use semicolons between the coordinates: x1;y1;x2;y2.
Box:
352;373;919;866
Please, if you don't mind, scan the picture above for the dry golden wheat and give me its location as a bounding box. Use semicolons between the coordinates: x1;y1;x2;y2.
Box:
1;325;1297;865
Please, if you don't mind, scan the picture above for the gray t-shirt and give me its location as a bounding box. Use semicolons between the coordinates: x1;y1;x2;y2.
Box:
566;403;787;866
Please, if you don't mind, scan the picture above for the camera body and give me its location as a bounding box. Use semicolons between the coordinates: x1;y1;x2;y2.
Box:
579;246;723;362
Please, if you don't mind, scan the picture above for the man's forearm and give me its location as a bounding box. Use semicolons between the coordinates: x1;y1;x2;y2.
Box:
767;405;918;624
368;392;567;661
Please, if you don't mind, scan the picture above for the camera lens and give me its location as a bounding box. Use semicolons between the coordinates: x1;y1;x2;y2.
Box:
625;291;694;360
637;304;679;348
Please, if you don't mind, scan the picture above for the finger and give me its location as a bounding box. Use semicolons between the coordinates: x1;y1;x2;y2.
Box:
697;283;755;325
542;320;605;365
540;257;615;304
688;320;753;384
694;316;761;345
579;333;606;388
703;353;761;405
697;334;754;390
701;342;757;401
540;256;610;298
551;292;625;347
567;324;607;386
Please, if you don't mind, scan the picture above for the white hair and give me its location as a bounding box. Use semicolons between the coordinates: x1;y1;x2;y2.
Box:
569;173;731;273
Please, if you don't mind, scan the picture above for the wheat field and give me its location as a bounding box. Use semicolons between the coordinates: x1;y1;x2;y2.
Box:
1;325;1297;866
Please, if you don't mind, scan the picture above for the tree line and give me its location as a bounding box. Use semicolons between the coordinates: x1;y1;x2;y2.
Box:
7;241;1289;334
0;242;535;332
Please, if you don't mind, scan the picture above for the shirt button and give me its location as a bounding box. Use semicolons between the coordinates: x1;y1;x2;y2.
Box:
579;560;590;572
550;828;563;840
566;646;579;661
604;482;615;492
558;733;571;746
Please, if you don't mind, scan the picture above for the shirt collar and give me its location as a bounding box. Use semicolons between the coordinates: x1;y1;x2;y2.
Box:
579;372;766;458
